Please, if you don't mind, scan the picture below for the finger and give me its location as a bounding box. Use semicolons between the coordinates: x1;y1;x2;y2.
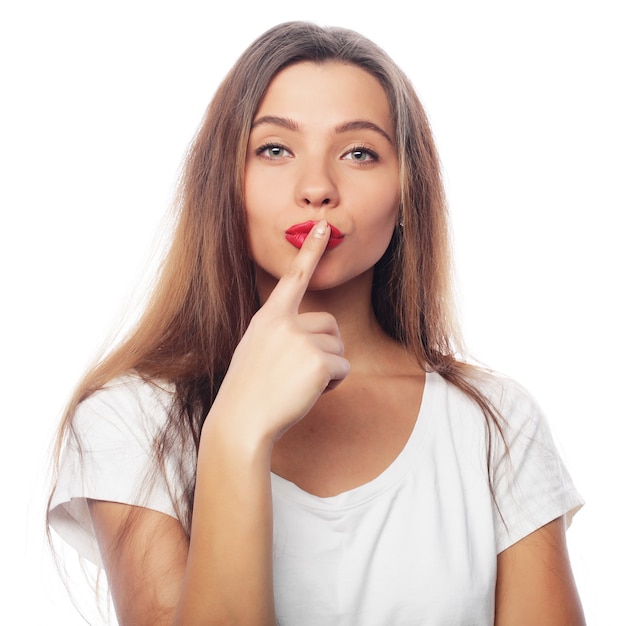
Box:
298;312;342;338
266;220;330;312
309;333;345;357
324;354;351;390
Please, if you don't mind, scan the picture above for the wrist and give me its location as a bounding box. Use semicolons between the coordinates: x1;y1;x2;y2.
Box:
200;403;275;468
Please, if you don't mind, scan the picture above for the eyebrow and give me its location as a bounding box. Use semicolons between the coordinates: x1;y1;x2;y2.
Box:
250;115;394;145
334;120;393;145
250;115;300;132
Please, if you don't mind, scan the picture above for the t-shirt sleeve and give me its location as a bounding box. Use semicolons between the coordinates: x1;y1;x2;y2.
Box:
48;376;192;566
487;377;584;553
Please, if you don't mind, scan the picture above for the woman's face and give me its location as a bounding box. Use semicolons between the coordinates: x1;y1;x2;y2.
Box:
244;61;400;293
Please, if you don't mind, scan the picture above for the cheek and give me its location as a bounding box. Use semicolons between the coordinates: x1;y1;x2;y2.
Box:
245;214;273;265
244;172;270;250
244;187;289;275
363;186;400;256
361;185;400;233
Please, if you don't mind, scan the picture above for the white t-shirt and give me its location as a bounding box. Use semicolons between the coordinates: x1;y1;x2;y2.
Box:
49;371;583;625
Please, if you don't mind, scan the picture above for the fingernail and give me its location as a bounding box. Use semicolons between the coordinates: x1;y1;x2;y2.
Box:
313;220;328;238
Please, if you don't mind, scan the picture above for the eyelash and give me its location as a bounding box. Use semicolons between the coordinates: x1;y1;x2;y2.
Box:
256;142;292;159
344;145;379;164
254;143;380;164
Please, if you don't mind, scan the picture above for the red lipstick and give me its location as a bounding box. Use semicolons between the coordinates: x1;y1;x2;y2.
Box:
285;220;344;250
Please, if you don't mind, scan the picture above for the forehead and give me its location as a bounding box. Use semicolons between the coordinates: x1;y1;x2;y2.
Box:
254;61;393;132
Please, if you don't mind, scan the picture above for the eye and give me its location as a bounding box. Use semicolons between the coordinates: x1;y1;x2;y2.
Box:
343;146;379;164
256;143;293;159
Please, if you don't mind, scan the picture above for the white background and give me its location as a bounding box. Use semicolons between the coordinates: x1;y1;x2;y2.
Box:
1;1;624;623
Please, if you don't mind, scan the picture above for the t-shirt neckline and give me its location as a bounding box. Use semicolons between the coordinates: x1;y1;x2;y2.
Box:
270;371;440;510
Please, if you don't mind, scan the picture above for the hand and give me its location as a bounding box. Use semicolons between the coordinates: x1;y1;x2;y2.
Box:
208;220;350;445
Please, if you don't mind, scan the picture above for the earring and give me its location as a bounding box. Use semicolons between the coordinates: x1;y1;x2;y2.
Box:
396;207;404;229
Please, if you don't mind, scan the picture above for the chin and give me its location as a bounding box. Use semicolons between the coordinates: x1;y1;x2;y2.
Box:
308;266;372;293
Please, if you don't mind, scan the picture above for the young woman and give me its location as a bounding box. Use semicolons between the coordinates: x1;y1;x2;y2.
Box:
48;21;585;625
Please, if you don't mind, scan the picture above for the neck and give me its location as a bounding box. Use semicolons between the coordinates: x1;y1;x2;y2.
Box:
255;268;407;373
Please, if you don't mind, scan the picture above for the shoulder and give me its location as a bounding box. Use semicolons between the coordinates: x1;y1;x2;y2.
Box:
463;370;583;552
71;374;176;445
78;373;176;415
463;367;537;410
439;367;547;438
472;369;561;462
439;366;566;475
50;375;190;565
429;367;542;437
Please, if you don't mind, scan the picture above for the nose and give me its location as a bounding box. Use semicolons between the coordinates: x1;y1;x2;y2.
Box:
295;160;339;210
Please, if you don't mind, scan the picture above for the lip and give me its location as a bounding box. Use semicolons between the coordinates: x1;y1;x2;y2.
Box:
285;220;345;250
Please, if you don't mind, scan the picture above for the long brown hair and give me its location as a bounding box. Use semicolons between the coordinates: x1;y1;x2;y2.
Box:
49;21;503;535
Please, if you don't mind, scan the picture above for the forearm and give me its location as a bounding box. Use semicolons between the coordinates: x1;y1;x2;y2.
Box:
174;416;275;625
172;222;346;624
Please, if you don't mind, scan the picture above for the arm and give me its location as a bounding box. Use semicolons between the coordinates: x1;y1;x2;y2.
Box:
173;419;275;624
89;440;275;625
88;501;188;625
495;516;585;625
89;220;349;625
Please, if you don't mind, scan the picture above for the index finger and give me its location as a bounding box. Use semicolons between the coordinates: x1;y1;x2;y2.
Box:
266;220;330;312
